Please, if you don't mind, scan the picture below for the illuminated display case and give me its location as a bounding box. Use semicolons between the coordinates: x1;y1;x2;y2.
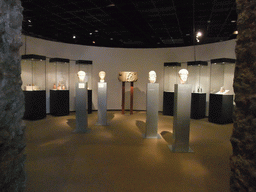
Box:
49;58;70;116
209;58;236;124
21;54;46;120
163;62;181;116
187;61;208;119
76;60;93;114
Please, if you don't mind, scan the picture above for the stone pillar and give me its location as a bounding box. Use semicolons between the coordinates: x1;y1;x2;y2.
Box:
0;1;26;191
230;0;256;191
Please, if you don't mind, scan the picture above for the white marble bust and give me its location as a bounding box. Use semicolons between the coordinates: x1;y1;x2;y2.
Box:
77;71;86;82
178;69;189;84
99;71;106;82
149;70;157;83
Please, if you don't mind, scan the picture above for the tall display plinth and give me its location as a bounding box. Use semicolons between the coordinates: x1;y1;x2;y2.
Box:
23;91;46;120
74;83;88;133
96;82;108;125
50;90;69;116
163;91;174;116
208;94;234;124
145;83;160;138
169;84;193;152
191;93;206;119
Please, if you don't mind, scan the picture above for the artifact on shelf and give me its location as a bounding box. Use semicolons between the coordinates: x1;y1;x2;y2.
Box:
77;71;86;82
149;70;157;83
53;83;56;89
25;84;40;91
118;71;138;82
57;83;61;90
99;71;106;82
178;69;189;84
216;86;230;94
62;85;65;90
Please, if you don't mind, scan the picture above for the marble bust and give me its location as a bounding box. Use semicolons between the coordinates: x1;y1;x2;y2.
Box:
178;69;189;84
77;71;86;82
149;70;157;83
99;71;106;82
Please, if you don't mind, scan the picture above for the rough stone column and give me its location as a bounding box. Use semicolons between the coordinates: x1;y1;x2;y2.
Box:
230;0;256;191
0;0;26;191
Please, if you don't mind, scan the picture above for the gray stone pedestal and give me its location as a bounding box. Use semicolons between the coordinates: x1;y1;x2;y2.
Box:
96;82;108;125
169;84;193;152
74;82;88;133
145;83;160;138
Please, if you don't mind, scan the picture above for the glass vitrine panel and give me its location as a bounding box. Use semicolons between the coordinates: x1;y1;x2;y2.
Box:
187;61;208;93
210;58;235;94
164;62;181;92
49;58;70;90
21;55;46;91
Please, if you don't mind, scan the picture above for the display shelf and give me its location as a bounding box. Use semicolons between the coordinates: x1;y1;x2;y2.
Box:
50;90;69;116
48;58;70;116
209;58;235;123
187;61;208;119
163;62;181;116
21;54;46;120
76;60;93;114
208;94;234;124
191;93;206;119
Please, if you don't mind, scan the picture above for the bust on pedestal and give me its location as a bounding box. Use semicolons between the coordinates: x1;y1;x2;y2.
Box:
96;71;108;125
145;71;160;138
169;69;193;152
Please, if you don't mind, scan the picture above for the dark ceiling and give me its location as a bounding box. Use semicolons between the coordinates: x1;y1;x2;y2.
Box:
21;0;237;48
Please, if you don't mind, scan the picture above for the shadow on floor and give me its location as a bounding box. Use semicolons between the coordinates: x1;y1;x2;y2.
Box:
136;120;146;134
160;131;174;145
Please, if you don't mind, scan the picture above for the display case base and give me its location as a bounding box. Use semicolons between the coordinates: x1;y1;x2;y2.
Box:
88;89;92;114
163;91;174;116
23;90;46;120
208;94;233;124
191;93;206;119
50;90;69;116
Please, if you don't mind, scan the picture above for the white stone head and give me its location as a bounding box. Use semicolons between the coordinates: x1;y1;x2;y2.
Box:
178;69;189;84
99;71;106;82
148;70;157;83
77;71;86;82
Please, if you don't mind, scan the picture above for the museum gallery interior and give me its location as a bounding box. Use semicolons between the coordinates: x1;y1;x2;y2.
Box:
6;0;242;191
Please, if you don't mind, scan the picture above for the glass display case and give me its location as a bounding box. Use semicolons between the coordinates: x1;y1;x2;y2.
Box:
21;54;46;120
76;60;93;114
163;62;181;115
49;58;70;116
187;61;208;119
209;58;236;124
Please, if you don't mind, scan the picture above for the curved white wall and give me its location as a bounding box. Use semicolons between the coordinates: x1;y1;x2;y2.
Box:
20;35;236;112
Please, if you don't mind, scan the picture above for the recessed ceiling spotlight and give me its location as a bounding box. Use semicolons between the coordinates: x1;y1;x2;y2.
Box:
90;33;92;35
92;41;95;44
73;35;76;39
207;20;211;23
110;38;113;40
231;20;236;23
186;34;190;36
95;30;98;32
233;31;238;35
107;3;115;7
28;24;32;27
28;19;31;23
